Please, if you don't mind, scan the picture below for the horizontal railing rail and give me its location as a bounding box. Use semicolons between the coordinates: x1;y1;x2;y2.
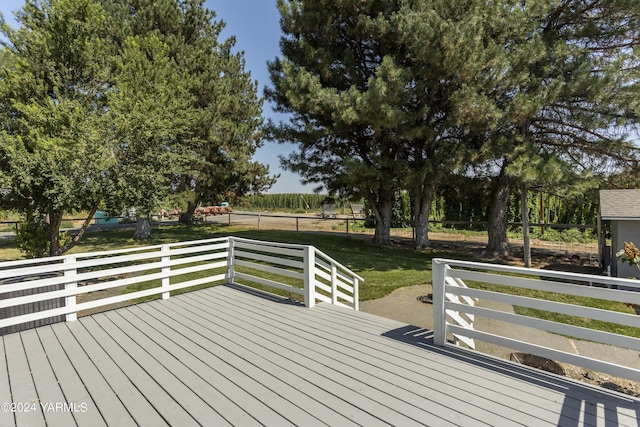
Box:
432;258;640;382
0;237;362;333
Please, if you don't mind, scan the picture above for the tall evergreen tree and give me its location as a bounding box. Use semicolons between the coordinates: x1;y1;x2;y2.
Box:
108;0;274;224
268;0;417;245
462;0;640;254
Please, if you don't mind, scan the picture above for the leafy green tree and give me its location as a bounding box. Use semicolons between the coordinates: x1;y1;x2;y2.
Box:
268;0;415;245
103;34;196;239
0;0;114;256
0;0;272;255
108;0;274;223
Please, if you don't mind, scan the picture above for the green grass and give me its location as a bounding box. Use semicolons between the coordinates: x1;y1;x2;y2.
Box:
123;263;228;304
0;223;460;300
467;279;640;338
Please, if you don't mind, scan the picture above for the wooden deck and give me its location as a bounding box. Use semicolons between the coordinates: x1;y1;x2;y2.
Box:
1;284;638;427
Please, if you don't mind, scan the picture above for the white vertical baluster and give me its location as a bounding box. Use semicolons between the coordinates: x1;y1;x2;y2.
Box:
331;263;337;304
161;244;171;300
227;237;235;284
353;277;359;311
64;255;77;322
432;259;447;346
303;246;315;308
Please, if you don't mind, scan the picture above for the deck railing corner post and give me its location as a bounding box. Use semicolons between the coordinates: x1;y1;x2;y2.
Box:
303;246;315;308
432;259;447;346
353;277;359;311
161;244;171;300
227;237;235;285
64;254;78;322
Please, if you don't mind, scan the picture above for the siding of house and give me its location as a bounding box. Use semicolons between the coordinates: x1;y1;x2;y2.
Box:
613;219;640;279
0;277;65;335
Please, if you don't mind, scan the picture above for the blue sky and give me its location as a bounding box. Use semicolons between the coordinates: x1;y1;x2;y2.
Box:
0;0;312;194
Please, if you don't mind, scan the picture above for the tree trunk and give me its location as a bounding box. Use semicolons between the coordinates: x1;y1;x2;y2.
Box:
48;211;63;257
60;206;99;255
522;183;531;267
133;217;152;240
486;162;512;255
412;183;435;249
179;201;196;225
371;185;393;245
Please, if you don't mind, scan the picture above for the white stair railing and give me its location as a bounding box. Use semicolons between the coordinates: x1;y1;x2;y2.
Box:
432;258;640;382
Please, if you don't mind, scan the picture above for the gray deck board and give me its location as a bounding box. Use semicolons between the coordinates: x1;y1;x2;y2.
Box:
138;298;387;427
19;328;76;427
203;286;640;426
134;303;327;427
175;290;485;426
102;309;256;427
314;300;640;422
144;299;394;426
200;288;559;423
132;302;299;427
34;327;107;427
193;288;540;425
64;318;168;427
3;332;47;427
2;284;639;426
230;290;637;426
72;316;193;426
0;337;16;427
194;290;513;425
49;322;135;426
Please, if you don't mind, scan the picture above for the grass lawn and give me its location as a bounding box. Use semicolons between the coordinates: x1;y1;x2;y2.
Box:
0;224;462;301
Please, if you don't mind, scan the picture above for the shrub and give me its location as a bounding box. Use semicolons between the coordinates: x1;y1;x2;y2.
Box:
16;219;72;258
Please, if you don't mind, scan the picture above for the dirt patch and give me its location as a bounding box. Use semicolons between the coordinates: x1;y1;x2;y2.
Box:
560;363;640;398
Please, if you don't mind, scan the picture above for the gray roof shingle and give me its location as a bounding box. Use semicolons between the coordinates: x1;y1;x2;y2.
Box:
600;189;640;220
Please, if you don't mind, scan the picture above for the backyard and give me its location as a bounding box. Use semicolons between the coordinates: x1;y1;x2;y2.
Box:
2;223;640;398
0;223;633;333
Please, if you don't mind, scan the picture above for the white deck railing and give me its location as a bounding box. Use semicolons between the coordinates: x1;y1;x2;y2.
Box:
0;237;362;331
432;258;640;382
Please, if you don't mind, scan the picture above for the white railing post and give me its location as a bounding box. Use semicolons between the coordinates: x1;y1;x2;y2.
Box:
303;246;315;308
64;255;77;322
353;277;359;311
331;263;338;304
227;237;235;284
432;259;447;346
161;244;171;300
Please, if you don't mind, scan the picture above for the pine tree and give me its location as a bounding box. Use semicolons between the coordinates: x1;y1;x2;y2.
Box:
468;0;640;254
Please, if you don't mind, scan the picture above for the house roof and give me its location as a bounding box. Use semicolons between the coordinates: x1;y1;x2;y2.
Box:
600;189;640;220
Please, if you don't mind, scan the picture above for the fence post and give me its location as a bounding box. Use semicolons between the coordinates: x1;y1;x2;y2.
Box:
161;244;171;300
303;246;315;308
228;212;231;226
227;237;235;285
432;259;447;346
296;217;299;232
258;213;261;230
346;218;349;235
64;255;77;322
